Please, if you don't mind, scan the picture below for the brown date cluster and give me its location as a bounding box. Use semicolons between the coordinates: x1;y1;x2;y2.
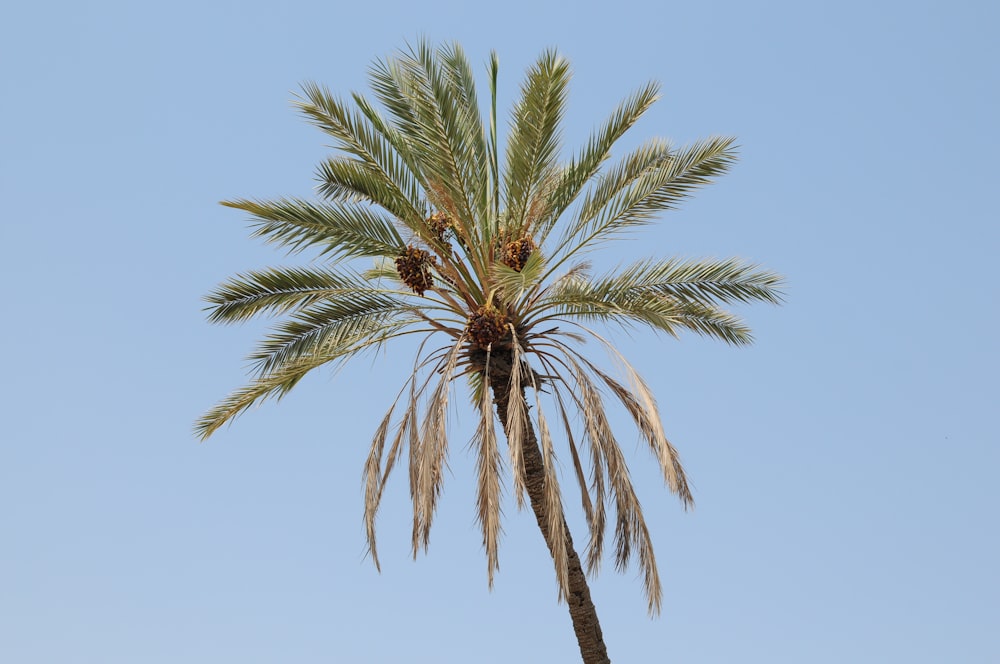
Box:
394;245;436;296
501;236;536;272
427;211;452;243
467;306;508;348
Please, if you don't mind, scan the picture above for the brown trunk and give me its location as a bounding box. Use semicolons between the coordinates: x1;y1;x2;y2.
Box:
486;351;611;664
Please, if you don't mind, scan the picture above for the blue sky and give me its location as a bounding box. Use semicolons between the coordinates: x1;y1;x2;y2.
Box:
2;1;997;662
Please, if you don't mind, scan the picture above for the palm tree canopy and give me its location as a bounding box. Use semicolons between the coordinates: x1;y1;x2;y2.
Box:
197;41;782;614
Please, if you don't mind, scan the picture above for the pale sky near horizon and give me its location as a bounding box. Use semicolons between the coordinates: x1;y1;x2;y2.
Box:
2;1;997;662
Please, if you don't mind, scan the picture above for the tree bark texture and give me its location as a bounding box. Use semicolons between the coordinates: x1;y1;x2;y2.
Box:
487;351;611;664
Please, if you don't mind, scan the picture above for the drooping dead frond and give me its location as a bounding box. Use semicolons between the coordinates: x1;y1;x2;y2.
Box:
546;372;596;535
504;330;529;508
583;328;693;506
533;388;570;599
363;365;437;570
381;395;416;501
570;357;664;614
472;347;503;585
532;346;608;575
364;397;399;571
405;376;421;507
412;337;465;555
403;343;450;555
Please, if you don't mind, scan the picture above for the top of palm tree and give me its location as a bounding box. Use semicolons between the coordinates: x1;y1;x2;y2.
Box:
196;40;782;615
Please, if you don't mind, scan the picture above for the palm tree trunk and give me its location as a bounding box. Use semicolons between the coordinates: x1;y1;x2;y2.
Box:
486;352;611;664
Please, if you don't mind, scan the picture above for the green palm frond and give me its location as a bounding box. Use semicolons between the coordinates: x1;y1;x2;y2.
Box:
578;293;752;344
361;260;405;291
601;257;784;306
351;91;424;190
367;44;483;244
531;258;771;344
248;294;415;376
503;49;570;236
629;136;740;221
545;138;671;265
668;299;755;345
195;351;336;440
529;278;686;335
197;312;425;442
436;42;491;225
223;197;405;258
552;136;738;265
487;51;501;224
314;158;420;225
492;250;546;307
205;265;406;324
296;83;425;223
534;81;661;246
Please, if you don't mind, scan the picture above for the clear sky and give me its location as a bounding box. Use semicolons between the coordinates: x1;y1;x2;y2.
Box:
1;1;997;662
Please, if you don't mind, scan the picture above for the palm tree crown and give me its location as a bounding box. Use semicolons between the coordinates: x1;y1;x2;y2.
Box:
197;41;782;661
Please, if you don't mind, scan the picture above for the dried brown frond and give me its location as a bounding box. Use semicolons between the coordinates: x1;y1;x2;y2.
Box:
411;340;464;555
571;357;663;614
404;360;433;547
380;401;413;503
548;378;596;538
572;364;611;573
504;332;528;508
403;342;450;500
601;365;691;505
535;348;607;571
534;391;570;598
366;363;436;571
585;333;693;507
363;400;398;571
472;348;503;586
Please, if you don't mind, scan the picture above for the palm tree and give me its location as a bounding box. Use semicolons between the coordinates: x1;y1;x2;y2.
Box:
196;41;782;663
